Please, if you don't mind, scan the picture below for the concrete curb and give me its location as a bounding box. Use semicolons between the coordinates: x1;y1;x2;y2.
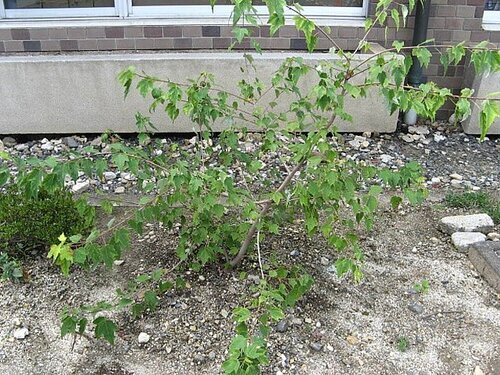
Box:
468;241;500;293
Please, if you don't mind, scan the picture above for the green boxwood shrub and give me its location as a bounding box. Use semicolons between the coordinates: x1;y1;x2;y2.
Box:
0;188;95;256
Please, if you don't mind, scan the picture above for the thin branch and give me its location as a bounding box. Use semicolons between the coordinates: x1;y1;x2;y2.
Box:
285;5;342;53
134;72;255;105
256;228;264;279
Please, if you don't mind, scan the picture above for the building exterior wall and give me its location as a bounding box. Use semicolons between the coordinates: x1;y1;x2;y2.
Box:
0;1;499;120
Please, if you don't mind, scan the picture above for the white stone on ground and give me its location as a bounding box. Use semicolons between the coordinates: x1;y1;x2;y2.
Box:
487;232;500;241
449;173;463;180
138;332;150;344
104;171;117;181
41;143;54;151
13;328;29;340
439;214;494;235
72;180;90;194
451;232;486;252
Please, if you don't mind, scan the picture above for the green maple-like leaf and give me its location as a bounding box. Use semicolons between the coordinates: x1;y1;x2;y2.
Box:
94;317;118;344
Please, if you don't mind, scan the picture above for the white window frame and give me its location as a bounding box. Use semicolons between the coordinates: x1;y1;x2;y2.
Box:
483;10;500;31
129;4;367;20
0;0;369;25
0;0;124;18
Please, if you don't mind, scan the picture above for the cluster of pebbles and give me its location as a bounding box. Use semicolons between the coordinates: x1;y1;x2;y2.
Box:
1;120;498;198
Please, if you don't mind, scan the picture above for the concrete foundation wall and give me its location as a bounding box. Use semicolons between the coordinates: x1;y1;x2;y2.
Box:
462;70;500;135
0;52;397;134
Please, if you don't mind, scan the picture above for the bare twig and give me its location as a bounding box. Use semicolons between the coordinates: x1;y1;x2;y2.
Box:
256;228;264;279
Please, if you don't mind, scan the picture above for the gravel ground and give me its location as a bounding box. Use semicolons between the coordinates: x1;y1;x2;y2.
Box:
0;123;499;375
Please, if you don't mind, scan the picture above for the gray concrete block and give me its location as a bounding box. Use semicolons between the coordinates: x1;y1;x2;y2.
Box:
439;214;495;235
462;70;500;135
0;52;398;134
451;232;486;252
468;241;500;292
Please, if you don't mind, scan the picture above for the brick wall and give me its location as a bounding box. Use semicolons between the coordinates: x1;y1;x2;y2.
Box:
0;1;499;118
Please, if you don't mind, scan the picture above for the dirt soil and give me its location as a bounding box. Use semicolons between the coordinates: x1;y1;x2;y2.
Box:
0;194;499;375
1;127;499;375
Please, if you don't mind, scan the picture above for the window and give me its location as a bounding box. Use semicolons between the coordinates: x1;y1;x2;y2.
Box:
1;0;120;18
0;0;368;22
483;0;500;29
129;0;366;20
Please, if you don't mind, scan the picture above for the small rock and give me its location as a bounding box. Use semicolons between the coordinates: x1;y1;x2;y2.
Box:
15;144;28;152
440;214;494;235
72;180;90;194
41;142;54;151
220;309;229;318
408;125;429;135
2;137;17;147
138;332;150;344
208;351;216;360
380;154;393;163
247;274;260;284
276;320;288;333
487;232;500;241
449;173;463;180
451;232;487;252
193;354;205;363
309;342;323;352
113;260;125;266
472;366;485;375
448;113;460;124
90;137;102;147
62;137;79;148
13;328;29;340
434;134;446;143
0;140;3;152
290;250;300;257
114;186;125;194
320;257;330;266
430;177;441;184
346;335;359;345
291;318;303;326
104;171;117;181
408;302;424;314
402;134;414;143
13;318;22;327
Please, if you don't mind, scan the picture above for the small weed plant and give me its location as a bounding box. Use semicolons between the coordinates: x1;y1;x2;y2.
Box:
0;0;498;373
445;191;500;223
414;279;430;294
397;336;410;352
0;252;24;282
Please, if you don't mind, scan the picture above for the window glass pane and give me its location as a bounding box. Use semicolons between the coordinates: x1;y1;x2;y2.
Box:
3;0;113;8
485;0;499;10
132;0;363;7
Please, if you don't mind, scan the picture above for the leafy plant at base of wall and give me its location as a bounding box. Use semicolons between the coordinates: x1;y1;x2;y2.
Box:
0;1;498;374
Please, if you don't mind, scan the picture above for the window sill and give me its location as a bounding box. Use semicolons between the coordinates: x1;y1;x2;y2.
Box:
0;15;366;29
482;22;500;31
